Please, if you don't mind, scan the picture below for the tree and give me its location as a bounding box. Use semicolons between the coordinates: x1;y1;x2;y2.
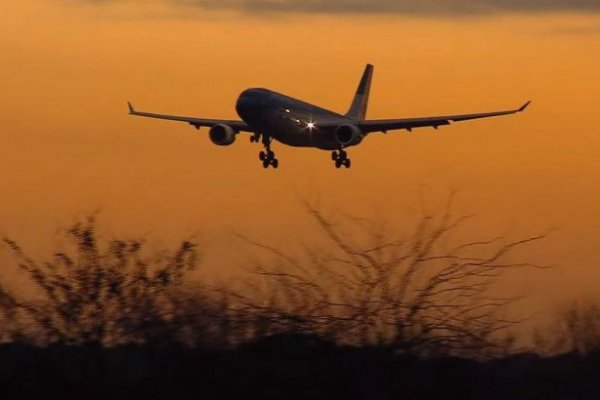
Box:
0;217;200;346
232;196;547;358
535;299;600;356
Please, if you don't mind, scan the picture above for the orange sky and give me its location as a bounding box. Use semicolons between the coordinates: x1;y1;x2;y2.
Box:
1;0;599;320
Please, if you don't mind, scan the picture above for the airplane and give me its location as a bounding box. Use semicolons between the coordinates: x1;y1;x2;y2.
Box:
128;64;530;169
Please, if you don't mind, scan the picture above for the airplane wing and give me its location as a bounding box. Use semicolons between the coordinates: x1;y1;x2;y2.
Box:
128;103;253;132
357;101;531;133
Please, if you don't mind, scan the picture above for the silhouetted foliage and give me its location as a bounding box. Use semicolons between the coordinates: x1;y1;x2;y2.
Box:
0;205;583;399
0;217;201;346
231;196;547;358
535;299;600;356
0;199;547;359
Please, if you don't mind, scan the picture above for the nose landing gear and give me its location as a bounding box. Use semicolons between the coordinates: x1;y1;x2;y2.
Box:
332;150;351;169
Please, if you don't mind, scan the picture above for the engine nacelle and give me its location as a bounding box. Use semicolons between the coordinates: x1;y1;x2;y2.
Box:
209;124;236;146
334;124;363;146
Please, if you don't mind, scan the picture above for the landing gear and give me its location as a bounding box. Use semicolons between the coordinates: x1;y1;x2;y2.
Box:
259;136;279;169
331;149;351;169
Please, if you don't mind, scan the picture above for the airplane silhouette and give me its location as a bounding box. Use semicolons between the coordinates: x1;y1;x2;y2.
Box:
129;64;530;169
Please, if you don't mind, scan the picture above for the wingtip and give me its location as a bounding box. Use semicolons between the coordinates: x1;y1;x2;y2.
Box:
519;101;531;112
128;102;135;114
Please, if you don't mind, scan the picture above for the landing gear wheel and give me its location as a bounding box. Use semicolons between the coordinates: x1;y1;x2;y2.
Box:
333;149;350;169
258;136;279;169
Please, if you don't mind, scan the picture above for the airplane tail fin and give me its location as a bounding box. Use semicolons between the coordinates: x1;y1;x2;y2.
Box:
346;64;374;121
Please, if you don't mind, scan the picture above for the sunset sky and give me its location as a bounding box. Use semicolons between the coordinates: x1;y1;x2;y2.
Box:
1;0;599;321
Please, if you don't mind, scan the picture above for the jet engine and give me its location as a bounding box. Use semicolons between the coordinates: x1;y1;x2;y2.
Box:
209;124;236;146
334;124;363;146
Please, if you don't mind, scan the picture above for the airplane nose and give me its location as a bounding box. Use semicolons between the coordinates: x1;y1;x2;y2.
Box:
236;89;263;119
236;90;254;118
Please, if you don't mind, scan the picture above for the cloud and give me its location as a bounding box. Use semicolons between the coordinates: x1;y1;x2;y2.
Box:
175;0;600;14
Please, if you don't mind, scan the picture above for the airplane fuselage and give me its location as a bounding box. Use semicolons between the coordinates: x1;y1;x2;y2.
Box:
235;88;360;151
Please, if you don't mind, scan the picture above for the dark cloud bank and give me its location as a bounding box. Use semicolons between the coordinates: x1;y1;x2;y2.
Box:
175;0;600;14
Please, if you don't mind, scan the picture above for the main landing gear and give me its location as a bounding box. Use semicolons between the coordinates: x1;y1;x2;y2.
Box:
258;136;279;169
331;149;351;169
